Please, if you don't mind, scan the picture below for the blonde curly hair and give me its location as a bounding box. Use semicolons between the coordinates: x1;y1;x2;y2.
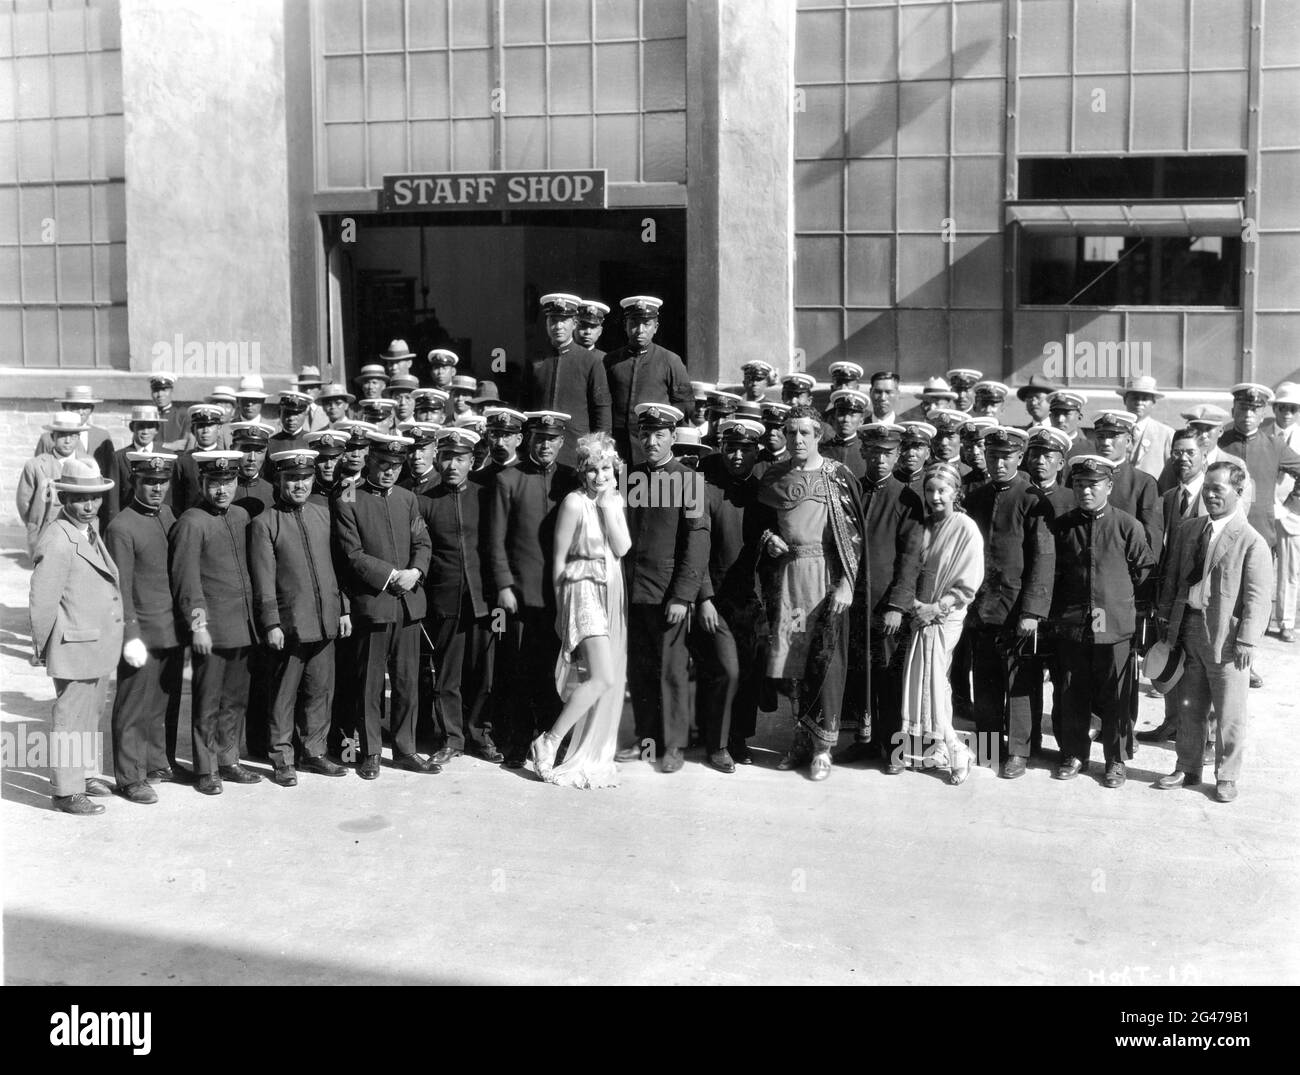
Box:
575;430;621;473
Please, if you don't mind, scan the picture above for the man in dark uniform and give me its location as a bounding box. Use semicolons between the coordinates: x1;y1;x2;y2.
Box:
927;407;965;464
105;452;185;801
305;428;348;505
332;431;438;779
229;421;276;522
169;450;263;796
1049;455;1157;787
489;411;575;767
894;421;934;495
419;427;499;765
693;416;767;771
171;404;226;514
959;416;995;491
482;407;526;478
604;296;693;464
835;423;923;771
249;449;351;787
413;388;448;425
780;372;815;409
970;380;1010;421
616;403;710;773
1048;390;1094;460
427;349;459;391
946;368;982;414
265;389;314;474
950;416;995;719
103;404;164;528
829;360;864;394
759;401;792;466
1092;409;1164;560
819;389;868;479
150;373;190;448
399;421;442;496
741;360;778;404
574;299;608;353
962;426;1055;778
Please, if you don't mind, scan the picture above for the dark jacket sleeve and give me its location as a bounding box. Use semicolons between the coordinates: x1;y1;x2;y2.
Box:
408;495;431;576
104;520;137;644
1019;498;1056;620
248;511;280;632
667;474;710;605
589;357;612;433
1128;516;1157;611
884;489;923;612
666;351;694;421
334;496;398;591
489;473;515;594
1138;476;1164;561
168;513;204;638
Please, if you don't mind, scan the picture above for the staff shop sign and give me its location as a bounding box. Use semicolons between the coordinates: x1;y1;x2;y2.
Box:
380;169;607;211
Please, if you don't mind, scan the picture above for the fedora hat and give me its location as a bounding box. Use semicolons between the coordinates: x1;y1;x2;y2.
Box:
1017;374;1060;400
53;457;114;494
380;339;416;362
1273;381;1300;407
1142;640;1185;695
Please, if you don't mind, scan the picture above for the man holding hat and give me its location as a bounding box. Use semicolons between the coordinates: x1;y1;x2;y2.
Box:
18;412;93;556
426;349;459;391
489;411;578;767
149;373;190;448
250;449;352;786
379;339;416;380
1048;390;1094;459
103;405;165;527
575;299;609;354
741;360;778;403
970;380;1010;421
33;385;114;474
523;293;612;467
332;431;437;779
105;452;185;800
1018;375;1059;431
169;450;263;795
1048;455;1156;787
604;296;693;464
820;388;868;479
898;376;958;424
947;369;982;413
1121;376;1174;479
618;402;710;773
28;458;123;814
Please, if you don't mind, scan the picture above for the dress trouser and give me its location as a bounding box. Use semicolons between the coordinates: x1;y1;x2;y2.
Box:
268;637;335;768
354;618;419;759
629;603;690;754
971;622;1038;763
427;596;491;752
498;607;562;762
111;646;182;786
1055;637;1132;766
1273;530;1300;630
49;675;108;796
1176;610;1249;783
950;619;975;712
329;630;358;759
190;646;251;775
691;601;763;752
242;644;273;758
865;619;907;750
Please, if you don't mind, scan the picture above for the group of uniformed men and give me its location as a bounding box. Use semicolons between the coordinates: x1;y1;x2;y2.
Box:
21;289;1299;812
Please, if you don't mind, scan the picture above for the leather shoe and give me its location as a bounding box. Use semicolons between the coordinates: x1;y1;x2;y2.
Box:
53;792;104;815
1215;780;1238;803
392;752;442;774
1156;770;1199;790
1281;627;1296;643
298;754;346;777
809;752;831;781
776;750;806;771
146;766;174;785
1055;757;1083;781
273;765;298;787
1000;755;1028;780
83;776;114;797
196;774;223;796
472;742;505;763
119;782;158;804
884;758;906;775
357;754;380;780
1136;720;1177;743
1249;670;1263;688
661;747;685;774
1102;762;1126;789
729;743;753;765
833;741;878;765
614;745;643;764
708;749;736;774
504;757;525;770
430;746;462;766
219;763;261;785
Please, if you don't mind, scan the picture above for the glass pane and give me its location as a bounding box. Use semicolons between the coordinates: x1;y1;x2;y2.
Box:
367;121;407;181
26;308;59;364
0;248;19;300
952;0;1002;79
550;44;592;113
1134;0;1187;71
91;182;125;241
326;123;366;186
595;112;638;179
367;55;406;121
795;159;843;232
1073;75;1129;153
85;0;121;51
1193;0;1249;69
952;156;1002;232
1190;71;1247;150
451;48;492;117
1257;234;1300;311
504;0;544;43
1261;71;1300;150
796;307;845;369
90;113;123;178
845;158;894;231
798;85;845;159
844;83;894;156
1126;312;1184;387
952;78;1002;152
1263;0;1300;65
0;187;15;243
796;9;844;84
16;56;49;120
61;307;96;366
57;244;92;301
846;235;892;306
1254;314;1300;388
643;38;684;110
642;110;683;181
103;304;131;368
951;234;1003;308
22;245;56;301
88;51;121;115
0;122;12;183
550;115;592;168
92;241;114;301
1010;310;1068;380
0;60;12;120
847;6;896;81
899;3;949;81
52;54;87;118
325;56;365;121
55;183;90;241
49;6;86;53
595;0;638;40
52;115;90;179
504;115;546;168
1016;76;1069;153
550;0;591;43
451;117;493;169
0;309;21;360
595;42;638;112
321;0;363;51
408;52;449;118
451;0;492;47
1132;73;1188;151
795;235;842;306
1075;0;1129;74
844;309;896;370
897;234;947;307
364;0;404;50
897;80;949;154
945;310;1000;373
896;157;946;231
503;46;546;115
643;0;686;40
19;184;53;242
897;309;950;369
1018;0;1070;75
409;119;451;170
408;0;448;48
13;10;49;57
1259;150;1300;229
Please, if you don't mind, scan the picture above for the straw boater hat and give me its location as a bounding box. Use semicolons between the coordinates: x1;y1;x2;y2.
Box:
43;412;90;434
53;457;113;494
58;384;101;407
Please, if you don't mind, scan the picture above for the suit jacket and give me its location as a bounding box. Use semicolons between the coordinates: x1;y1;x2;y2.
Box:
604;342;694;433
417;476;492;619
1129;417;1175;479
16;453;71;555
249;499;347;643
1159;513;1273;663
522;345;613;466
34;425;114;474
964;473;1055;625
1109;461;1164;561
1158;481;1207;569
169;503;257;648
104;501;181;650
332;481;431;625
29;516;124;679
624;457;710;606
489;459;577;609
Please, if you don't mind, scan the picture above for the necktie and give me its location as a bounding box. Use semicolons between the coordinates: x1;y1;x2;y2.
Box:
1185;520;1212;586
1179;487;1190;518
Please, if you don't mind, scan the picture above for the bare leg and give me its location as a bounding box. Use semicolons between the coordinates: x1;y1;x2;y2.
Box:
547;634;614;741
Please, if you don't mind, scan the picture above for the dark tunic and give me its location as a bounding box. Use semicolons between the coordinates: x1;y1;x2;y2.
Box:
623;457;710;606
1108;461;1164;561
249;499;347;643
963;472;1055;625
604;341;694;438
522;344;612;466
489;459;576;610
105;501;180;650
169;502;257;648
332;481;431;625
418;476;492;620
1049;506;1156;642
821;436;867;480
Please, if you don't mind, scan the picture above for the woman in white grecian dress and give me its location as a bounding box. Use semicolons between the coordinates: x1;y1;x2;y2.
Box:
529;432;631;788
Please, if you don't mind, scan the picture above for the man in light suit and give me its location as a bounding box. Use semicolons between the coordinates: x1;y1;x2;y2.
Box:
1155;460;1272;802
32;384;114;473
28;459;124;815
1121;376;1175;480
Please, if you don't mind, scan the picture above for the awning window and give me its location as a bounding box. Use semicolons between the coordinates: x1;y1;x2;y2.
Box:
1005;199;1244;237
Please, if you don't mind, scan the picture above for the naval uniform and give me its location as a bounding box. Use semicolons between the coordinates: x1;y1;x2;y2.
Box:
156;404;189;449
1109;460;1164;562
1217;427;1300;551
233;474;276;521
604;343;694;463
1022;479;1075;749
820;436;867;480
105;500;183;784
521;344;613;467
